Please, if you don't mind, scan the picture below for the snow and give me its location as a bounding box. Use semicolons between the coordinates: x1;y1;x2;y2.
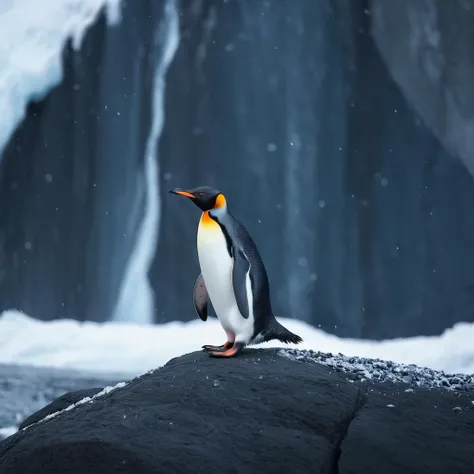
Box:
1;307;474;441
112;0;179;325
0;426;18;440
0;382;129;439
279;349;474;391
0;0;180;326
1;309;474;378
0;0;122;158
22;382;128;432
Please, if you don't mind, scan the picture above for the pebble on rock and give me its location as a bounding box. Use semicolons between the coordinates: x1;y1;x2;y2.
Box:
278;349;474;391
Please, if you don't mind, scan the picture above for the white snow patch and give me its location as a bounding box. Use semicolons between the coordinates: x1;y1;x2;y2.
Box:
0;0;122;157
0;426;18;440
112;0;179;324
1;310;474;377
22;381;128;431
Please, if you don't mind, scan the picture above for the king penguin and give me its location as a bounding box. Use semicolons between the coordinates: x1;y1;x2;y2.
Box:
169;185;303;358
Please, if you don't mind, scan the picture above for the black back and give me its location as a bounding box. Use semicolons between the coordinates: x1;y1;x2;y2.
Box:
211;208;275;335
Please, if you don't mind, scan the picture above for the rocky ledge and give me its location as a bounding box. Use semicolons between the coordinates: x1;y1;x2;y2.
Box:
0;348;473;474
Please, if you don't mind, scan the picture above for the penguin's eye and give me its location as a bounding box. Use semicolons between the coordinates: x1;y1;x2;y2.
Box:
199;192;204;196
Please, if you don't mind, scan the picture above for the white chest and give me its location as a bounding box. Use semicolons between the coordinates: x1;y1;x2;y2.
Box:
197;216;234;310
196;212;255;343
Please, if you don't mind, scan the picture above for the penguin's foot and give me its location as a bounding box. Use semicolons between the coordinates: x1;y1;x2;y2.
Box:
208;342;243;358
202;341;233;352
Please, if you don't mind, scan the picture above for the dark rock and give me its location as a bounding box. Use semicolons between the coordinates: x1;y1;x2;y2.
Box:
18;388;102;430
370;0;474;175
338;386;473;474
0;349;473;474
0;363;121;431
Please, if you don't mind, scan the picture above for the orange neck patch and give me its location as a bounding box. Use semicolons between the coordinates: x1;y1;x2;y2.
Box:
200;211;219;229
214;193;226;209
199;194;226;230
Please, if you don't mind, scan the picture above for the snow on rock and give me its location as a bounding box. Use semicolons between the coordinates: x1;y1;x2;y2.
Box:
0;0;122;157
0;382;128;439
22;382;128;431
1;309;474;377
280;349;474;391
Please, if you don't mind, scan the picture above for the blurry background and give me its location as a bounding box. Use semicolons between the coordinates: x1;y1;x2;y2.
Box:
2;0;474;339
1;0;474;435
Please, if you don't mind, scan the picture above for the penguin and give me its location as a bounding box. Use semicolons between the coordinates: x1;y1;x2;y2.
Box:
169;185;303;358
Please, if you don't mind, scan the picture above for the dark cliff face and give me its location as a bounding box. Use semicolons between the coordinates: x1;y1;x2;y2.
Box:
1;0;474;340
370;0;474;177
154;0;474;338
0;0;163;322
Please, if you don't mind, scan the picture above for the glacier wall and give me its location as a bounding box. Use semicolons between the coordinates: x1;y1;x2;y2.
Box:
371;0;474;178
0;0;176;323
152;0;474;339
0;0;121;159
1;0;474;340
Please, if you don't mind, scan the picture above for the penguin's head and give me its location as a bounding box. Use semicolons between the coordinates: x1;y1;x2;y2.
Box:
169;186;226;212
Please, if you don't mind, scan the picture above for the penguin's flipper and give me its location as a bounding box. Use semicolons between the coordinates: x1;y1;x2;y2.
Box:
193;273;209;321
232;249;251;320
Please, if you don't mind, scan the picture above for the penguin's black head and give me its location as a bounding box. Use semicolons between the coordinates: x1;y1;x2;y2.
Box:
169;186;226;212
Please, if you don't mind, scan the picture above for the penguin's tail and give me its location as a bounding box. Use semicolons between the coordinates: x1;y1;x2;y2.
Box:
265;319;303;345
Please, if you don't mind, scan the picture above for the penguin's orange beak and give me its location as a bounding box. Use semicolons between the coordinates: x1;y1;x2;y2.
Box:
169;188;195;199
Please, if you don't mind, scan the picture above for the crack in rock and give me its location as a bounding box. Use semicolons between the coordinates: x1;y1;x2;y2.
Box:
325;385;368;474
